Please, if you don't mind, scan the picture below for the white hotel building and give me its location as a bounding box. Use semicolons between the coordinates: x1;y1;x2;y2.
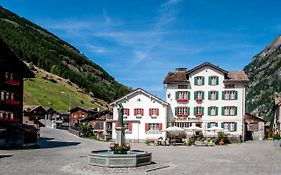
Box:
163;62;249;137
111;88;168;142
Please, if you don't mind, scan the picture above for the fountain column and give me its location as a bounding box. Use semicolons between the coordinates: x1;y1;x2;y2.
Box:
116;104;126;146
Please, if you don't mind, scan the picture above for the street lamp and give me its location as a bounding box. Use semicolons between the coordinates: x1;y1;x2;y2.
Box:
61;91;71;130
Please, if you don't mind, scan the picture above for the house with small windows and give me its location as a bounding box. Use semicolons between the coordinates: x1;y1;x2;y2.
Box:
163;62;249;139
111;88;168;142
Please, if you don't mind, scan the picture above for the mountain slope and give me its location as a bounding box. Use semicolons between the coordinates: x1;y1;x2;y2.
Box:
0;6;131;102
24;64;109;111
244;35;281;121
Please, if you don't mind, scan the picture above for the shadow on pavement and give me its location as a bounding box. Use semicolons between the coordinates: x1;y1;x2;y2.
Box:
0;154;12;159
38;137;81;149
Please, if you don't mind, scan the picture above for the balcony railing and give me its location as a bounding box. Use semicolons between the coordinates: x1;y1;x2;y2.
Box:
195;98;203;102
2;99;20;105
0;118;20;122
4;79;20;86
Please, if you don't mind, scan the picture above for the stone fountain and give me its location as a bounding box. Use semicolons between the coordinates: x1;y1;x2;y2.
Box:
89;104;152;167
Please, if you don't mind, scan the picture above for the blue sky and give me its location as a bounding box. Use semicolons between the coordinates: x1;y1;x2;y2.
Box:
2;0;281;99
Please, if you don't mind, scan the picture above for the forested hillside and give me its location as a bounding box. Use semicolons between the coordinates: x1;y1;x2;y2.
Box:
244;35;281;121
0;6;130;102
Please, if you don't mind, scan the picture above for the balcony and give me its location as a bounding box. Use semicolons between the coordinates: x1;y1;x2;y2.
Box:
0;118;20;122
2;99;20;105
4;79;20;86
176;98;189;103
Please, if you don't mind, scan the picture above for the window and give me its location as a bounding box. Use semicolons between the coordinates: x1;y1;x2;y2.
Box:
5;92;9;100
175;91;190;102
207;122;218;128
208;106;218;116
123;122;132;133
194;91;204;101
134;108;144;117
194;76;205;86
10;73;14;80
194;107;204;117
10;113;14;120
174;122;192;128
209;76;219;85
223;91;238;100
124;108;130;116
208;91;218;100
175;107;189;117
222;122;237;132
178;85;188;89
222;106;237;116
4;72;9;80
0;91;4;100
149;108;159;117
10;93;15;100
0;112;3;119
145;123;162;132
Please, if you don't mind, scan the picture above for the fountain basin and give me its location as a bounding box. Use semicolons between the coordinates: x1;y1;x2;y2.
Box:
89;150;152;167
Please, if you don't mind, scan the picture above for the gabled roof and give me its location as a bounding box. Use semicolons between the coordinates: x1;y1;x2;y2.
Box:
0;39;34;78
163;71;189;84
70;107;97;114
224;71;249;83
163;62;249;84
23;105;47;114
186;62;228;75
80;110;112;122
244;113;266;123
111;88;168;106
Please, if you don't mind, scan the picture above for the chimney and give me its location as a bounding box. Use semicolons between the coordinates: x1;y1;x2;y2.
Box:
176;68;187;72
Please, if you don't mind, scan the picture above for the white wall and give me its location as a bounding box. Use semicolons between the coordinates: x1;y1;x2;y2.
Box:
112;90;167;142
166;67;246;136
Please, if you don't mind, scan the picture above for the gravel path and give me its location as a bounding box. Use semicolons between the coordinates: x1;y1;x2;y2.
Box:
0;127;280;175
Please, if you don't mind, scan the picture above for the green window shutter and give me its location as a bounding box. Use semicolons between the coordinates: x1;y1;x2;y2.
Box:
221;122;224;128
208;107;211;115
215;122;218;127
235;91;238;100
222;107;225;116
202;77;205;85
216;76;219;85
194;92;197;100
194;77;198;85
235;107;237;115
207;123;211;128
222;91;225;100
208;77;211;85
208;91;211;100
175;91;179;99
202;107;204;115
175;107;178;115
234;123;237;131
202;91;205;99
216;91;219;100
194;107;196;115
188;107;190;115
216;107;218;115
188;92;190;99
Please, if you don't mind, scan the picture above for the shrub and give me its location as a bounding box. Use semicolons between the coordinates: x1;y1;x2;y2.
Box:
273;134;281;140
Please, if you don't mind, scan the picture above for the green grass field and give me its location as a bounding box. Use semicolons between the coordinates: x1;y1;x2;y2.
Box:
24;77;108;111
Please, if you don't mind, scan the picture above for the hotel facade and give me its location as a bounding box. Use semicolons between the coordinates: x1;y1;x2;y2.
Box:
163;62;249;138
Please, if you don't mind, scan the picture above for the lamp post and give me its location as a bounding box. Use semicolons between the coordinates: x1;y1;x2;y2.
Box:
61;91;71;130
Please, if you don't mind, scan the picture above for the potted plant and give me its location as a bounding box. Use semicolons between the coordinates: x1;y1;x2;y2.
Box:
145;139;151;146
273;134;281;147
